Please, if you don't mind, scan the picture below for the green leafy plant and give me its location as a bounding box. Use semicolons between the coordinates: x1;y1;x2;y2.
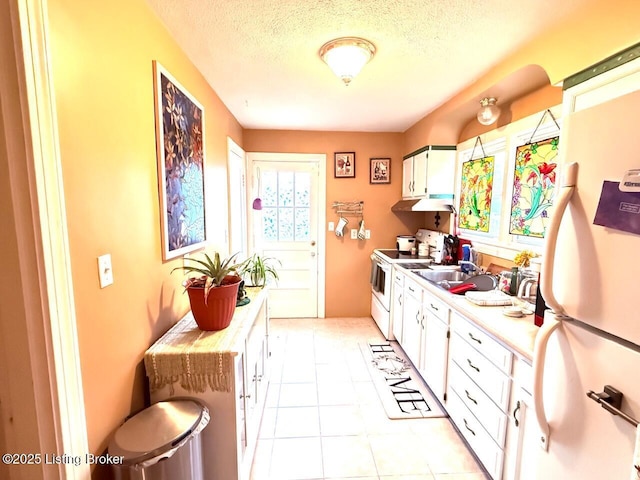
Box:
239;253;280;288
172;251;246;301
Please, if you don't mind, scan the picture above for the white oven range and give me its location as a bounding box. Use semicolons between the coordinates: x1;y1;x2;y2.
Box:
369;249;432;339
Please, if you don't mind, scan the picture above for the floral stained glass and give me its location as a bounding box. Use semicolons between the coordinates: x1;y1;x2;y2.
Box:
261;170;311;242
458;156;494;232
509;137;559;238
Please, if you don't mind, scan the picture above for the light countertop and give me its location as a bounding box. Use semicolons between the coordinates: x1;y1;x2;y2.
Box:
395;266;539;362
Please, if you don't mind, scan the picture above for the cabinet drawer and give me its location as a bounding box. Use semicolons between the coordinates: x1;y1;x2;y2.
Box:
447;389;504;480
451;313;512;373
393;269;405;285
450;332;511;412
423;292;449;323
448;362;508;447
404;277;422;300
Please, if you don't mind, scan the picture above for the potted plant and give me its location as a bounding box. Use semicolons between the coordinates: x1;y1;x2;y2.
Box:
172;251;247;331
239;253;280;288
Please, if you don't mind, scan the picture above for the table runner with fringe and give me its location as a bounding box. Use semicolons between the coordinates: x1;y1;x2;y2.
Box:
144;287;266;394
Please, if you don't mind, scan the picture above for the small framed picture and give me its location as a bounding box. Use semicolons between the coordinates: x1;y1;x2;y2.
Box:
334;152;356;178
370;158;391;184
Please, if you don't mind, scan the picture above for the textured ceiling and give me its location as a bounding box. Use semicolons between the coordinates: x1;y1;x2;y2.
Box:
145;0;591;132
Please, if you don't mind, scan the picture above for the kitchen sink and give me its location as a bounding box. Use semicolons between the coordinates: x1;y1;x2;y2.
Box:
413;270;471;283
411;269;471;290
411;269;498;292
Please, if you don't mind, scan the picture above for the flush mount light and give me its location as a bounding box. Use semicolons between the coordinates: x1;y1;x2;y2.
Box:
477;97;501;125
319;37;376;86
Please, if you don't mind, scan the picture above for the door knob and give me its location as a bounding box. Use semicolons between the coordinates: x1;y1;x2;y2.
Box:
310;252;316;257
310;240;316;246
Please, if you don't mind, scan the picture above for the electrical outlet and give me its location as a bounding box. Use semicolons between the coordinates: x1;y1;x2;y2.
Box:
365;229;371;239
97;254;113;288
350;229;358;239
328;221;335;232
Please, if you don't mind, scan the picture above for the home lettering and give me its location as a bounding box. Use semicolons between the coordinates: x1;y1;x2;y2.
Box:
385;377;431;413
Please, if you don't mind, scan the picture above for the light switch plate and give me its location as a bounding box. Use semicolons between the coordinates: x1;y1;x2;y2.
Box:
328;221;335;232
365;229;371;239
350;229;358;239
97;254;113;288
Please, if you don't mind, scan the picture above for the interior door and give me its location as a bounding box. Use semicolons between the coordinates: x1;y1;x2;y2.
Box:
250;158;321;318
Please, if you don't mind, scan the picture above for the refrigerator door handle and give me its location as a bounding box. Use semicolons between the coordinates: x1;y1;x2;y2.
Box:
532;316;561;451
540;162;578;317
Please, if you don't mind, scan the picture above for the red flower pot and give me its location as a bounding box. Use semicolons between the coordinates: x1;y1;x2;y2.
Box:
186;276;241;331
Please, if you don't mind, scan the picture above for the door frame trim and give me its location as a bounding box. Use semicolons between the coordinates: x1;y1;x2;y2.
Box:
2;1;89;477
246;152;326;318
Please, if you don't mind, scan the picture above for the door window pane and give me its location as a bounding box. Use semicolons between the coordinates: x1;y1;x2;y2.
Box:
295;208;310;241
261;169;311;242
262;171;278;207
262;207;278;242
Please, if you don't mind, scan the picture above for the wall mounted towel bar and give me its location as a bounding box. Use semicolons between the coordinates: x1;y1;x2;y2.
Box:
587;385;639;427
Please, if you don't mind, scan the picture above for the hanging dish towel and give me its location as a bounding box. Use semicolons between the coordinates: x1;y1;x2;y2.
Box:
335;216;348;237
631;424;640;480
358;219;366;239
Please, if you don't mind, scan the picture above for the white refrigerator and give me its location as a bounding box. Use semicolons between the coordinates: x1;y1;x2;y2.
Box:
533;78;640;478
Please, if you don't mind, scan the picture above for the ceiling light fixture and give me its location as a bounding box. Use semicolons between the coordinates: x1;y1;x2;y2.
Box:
319;37;376;86
477;97;501;125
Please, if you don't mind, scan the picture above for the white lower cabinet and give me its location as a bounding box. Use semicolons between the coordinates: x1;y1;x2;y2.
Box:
419;291;449;403
147;289;270;480
401;277;423;367
394;275;534;480
447;312;513;480
391;269;405;342
504;359;538;480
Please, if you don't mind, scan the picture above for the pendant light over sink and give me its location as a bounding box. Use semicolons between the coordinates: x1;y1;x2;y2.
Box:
319;37;376;86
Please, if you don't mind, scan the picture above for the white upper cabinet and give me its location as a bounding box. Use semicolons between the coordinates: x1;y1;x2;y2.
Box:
402;146;456;200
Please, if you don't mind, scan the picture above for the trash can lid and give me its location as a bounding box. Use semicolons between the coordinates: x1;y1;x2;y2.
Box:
108;399;209;464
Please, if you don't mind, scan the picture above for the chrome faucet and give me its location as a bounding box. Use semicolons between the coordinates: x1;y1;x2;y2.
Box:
458;260;483;274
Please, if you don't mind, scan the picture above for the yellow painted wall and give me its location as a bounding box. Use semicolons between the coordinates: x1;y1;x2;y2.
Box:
404;0;640;149
48;0;242;475
243;130;428;317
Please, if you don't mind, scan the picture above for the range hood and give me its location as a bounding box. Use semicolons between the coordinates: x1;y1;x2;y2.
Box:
391;197;454;212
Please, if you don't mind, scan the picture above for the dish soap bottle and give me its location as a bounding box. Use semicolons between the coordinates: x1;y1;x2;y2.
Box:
509;266;520;296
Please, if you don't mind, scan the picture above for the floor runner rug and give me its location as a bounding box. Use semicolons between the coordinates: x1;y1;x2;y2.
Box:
360;342;447;419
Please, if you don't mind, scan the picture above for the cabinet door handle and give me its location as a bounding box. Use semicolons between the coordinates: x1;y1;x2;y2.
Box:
513;400;521;427
398;294;402;305
465;389;478;405
468;332;482;344
463;418;476;436
466;358;480;373
415;311;420;324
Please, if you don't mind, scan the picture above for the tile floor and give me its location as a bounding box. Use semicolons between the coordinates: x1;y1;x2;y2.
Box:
250;316;488;480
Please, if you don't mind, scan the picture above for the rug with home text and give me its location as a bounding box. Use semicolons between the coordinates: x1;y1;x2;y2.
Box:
359;342;446;419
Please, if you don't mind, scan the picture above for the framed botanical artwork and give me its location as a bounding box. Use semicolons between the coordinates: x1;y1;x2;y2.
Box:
334;152;355;178
370;158;391;184
153;61;207;261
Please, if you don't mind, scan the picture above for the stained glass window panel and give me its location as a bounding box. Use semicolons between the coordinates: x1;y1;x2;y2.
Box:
509;137;559;238
458;156;494;232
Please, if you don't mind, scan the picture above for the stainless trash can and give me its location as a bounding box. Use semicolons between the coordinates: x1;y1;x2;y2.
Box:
109;398;209;480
